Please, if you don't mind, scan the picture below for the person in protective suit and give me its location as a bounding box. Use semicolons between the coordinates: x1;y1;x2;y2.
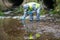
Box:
21;2;42;28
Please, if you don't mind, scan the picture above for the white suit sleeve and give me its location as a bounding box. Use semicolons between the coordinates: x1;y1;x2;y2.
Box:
22;8;27;20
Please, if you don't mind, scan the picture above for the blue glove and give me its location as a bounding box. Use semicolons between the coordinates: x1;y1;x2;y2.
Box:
28;11;33;14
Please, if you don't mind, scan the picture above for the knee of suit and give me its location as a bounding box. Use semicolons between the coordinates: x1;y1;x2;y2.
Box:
29;15;33;21
36;13;40;19
29;18;33;21
29;19;33;22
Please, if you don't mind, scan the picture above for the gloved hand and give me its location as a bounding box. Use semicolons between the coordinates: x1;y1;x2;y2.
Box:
28;11;35;14
28;11;32;14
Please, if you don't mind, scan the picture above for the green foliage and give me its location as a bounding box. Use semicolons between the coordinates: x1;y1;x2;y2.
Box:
20;6;24;13
40;9;47;15
0;11;4;16
42;0;60;15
